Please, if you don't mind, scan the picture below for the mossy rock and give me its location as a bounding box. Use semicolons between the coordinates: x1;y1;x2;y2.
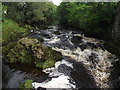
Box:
7;37;62;69
35;59;56;69
19;80;33;90
2;42;16;55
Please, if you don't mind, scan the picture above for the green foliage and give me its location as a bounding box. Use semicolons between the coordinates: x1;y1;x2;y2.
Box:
2;19;28;45
35;59;55;69
57;2;117;39
6;37;62;69
43;59;55;69
1;4;7;20
2;3;25;24
19;80;33;90
7;46;33;64
3;2;57;27
35;61;44;69
6;38;37;64
2;42;16;55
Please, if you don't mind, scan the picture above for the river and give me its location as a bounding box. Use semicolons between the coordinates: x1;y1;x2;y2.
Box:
2;26;120;89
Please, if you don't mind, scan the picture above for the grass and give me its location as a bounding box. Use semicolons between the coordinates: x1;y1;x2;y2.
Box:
2;19;29;45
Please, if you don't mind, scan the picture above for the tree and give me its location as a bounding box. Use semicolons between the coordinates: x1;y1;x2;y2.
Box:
57;2;117;39
2;2;57;27
112;2;120;42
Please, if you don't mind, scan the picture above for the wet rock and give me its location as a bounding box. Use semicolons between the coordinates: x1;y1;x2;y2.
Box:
79;42;100;51
96;43;105;51
72;31;83;34
58;64;72;76
7;37;62;69
37;87;46;90
58;35;68;42
86;42;97;49
88;53;99;68
27;34;44;42
71;35;82;48
89;53;99;63
71;36;82;43
79;43;88;51
41;33;51;38
54;30;61;35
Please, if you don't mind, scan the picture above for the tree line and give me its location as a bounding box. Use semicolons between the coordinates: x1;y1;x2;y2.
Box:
57;2;117;40
2;2;57;28
2;2;119;40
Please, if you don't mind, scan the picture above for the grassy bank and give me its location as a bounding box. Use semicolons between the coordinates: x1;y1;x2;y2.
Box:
2;19;29;45
2;19;29;55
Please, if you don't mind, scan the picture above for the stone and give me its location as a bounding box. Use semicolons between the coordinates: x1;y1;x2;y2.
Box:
7;37;62;69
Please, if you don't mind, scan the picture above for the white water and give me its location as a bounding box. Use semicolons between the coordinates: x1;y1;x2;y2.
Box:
32;59;75;89
32;27;118;88
53;48;115;88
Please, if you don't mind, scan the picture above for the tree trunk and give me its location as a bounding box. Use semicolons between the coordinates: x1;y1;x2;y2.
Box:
112;2;120;43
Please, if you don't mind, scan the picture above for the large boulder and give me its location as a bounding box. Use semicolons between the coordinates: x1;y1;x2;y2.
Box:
7;37;62;69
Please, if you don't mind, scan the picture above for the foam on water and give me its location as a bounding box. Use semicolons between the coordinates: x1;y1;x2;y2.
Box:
33;28;118;88
32;59;75;89
52;44;115;88
32;75;75;88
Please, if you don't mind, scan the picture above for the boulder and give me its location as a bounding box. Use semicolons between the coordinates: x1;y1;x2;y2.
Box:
71;35;82;43
7;37;62;69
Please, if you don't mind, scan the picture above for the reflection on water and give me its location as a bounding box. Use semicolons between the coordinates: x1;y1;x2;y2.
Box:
2;62;48;88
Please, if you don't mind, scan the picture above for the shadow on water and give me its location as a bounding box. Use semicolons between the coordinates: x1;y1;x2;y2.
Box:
64;57;98;89
109;59;120;88
2;62;48;88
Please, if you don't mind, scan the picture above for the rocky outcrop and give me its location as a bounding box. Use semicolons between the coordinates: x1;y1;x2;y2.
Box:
6;37;62;69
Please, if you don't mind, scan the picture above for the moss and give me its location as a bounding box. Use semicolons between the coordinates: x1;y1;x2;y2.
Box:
42;59;55;69
2;42;16;55
6;37;62;69
20;32;29;38
35;61;44;69
45;47;63;61
35;59;55;69
7;42;34;64
19;80;33;90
